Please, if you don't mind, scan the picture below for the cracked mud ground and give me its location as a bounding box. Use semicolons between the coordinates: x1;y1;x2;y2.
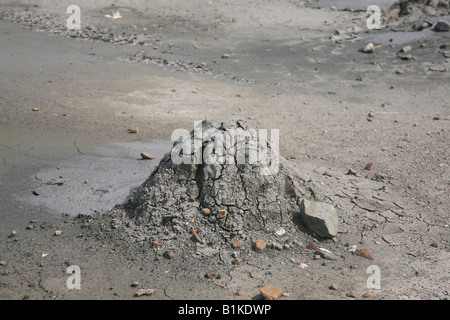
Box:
0;0;449;300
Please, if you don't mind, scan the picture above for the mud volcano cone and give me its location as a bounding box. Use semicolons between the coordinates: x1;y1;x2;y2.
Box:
125;120;335;249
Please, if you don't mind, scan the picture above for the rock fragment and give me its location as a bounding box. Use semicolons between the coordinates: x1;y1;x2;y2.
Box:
260;284;283;300
47;177;65;186
253;239;267;252
362;43;374;53
306;241;319;250
216;209;228;219
300;199;338;239
140;152;155;160
364;162;376;170
201;208;211;215
204;270;216;278
329;283;338;290
399;45;411;53
353;248;373;260
433;20;450;32
163;250;176;259
134;289;156;297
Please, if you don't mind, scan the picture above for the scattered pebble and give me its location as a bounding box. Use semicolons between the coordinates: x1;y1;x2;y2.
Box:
362;292;373;298
329;283;338;290
253;239;267;252
399;45;411;53
134;288;156;297
364;162;376;171
260;284;283;300
205;270;216;278
163;250;176;259
216;209;228;219
140;152;155;160
128;127;138;134
306;241;319;250
32;107;39;112
54;230;62;236
232;241;242;249
353;248;373;260
431;242;438;248
362;43;374;53
9;230;17;238
201;208;211;215
395;69;405;74
221;53;230;59
346;291;356;298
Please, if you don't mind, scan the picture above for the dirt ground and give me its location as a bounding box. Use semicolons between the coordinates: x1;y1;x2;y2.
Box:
0;0;449;302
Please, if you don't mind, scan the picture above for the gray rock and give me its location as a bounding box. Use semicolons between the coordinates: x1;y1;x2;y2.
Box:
433;20;450;32
300;199;338;238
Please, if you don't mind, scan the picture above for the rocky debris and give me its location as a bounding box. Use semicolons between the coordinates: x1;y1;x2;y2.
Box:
362;292;373;298
300;199;338;238
346;291;356;298
260;284;283;300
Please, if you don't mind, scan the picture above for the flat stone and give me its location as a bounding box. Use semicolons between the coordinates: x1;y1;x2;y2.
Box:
140;152;155;160
260;284;283;300
300;199;338;238
253;239;267;252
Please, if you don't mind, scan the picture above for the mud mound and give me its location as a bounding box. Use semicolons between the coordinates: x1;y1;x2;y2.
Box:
108;120;334;257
